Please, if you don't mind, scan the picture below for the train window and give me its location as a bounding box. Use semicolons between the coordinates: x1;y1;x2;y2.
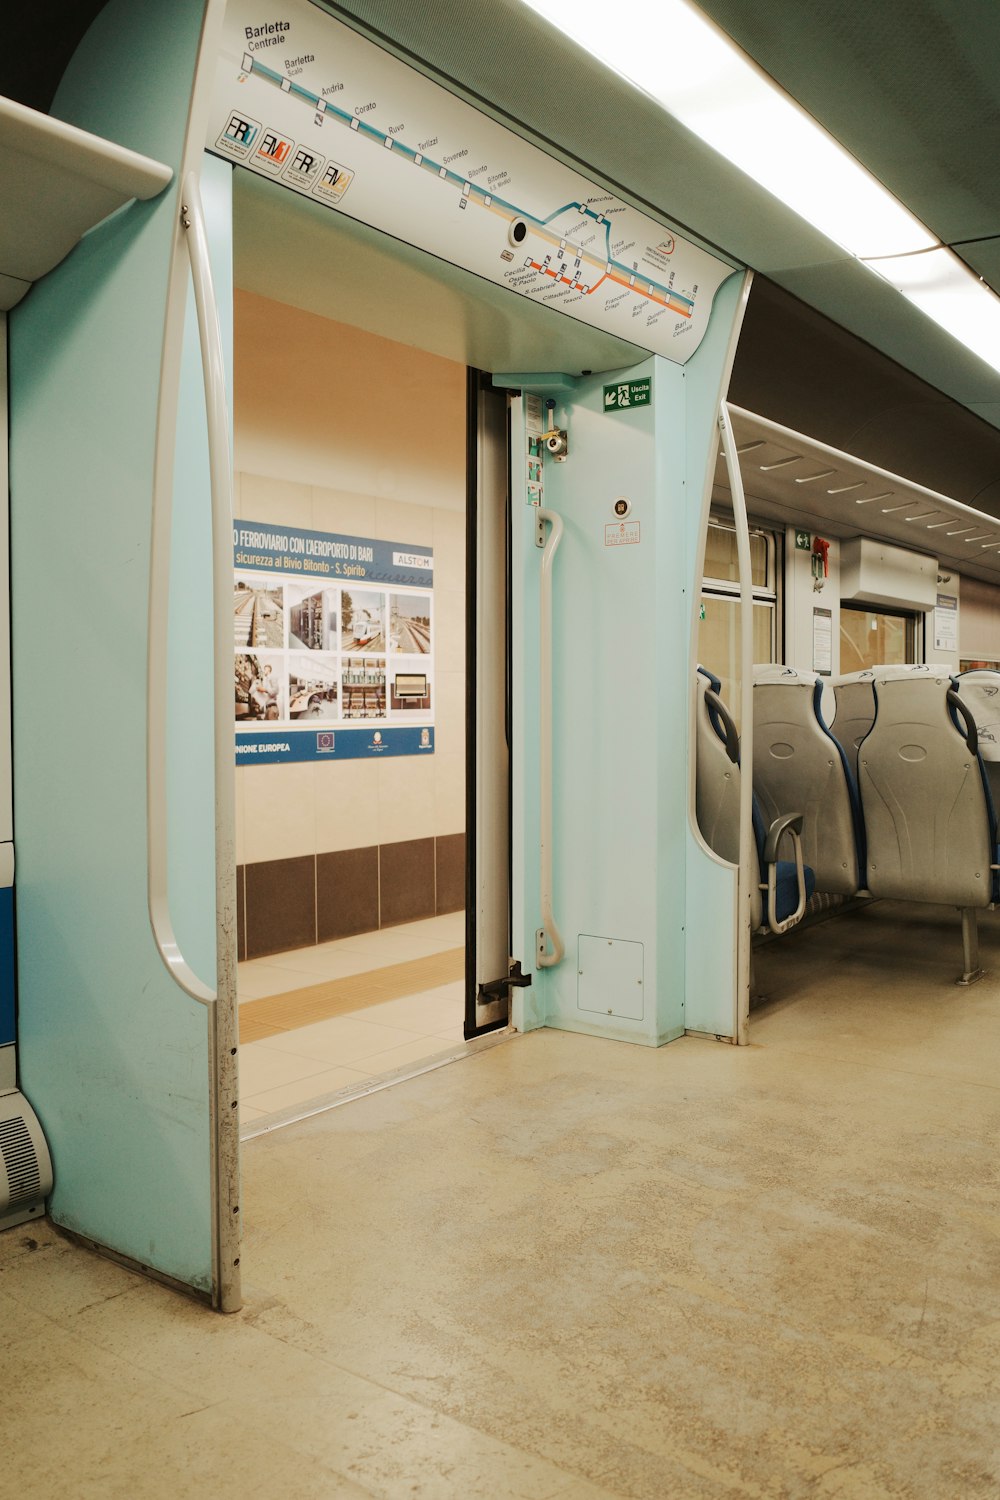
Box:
840;605;916;673
698;518;779;727
703;520;771;590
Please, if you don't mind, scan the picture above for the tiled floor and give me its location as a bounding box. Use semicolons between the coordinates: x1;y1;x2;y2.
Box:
6;901;1000;1496
238;912;468;1122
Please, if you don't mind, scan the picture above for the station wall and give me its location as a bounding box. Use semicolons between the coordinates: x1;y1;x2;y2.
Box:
232;291;466;958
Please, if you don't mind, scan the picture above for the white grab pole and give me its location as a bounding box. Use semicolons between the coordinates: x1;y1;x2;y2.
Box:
718;404;754;1045
536;507;565;968
165;172;241;1312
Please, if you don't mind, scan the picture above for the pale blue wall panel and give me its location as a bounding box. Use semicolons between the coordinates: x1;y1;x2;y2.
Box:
9;0;216;1290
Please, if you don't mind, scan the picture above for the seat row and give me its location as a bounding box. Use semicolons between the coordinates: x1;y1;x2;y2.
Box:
695;663;1000;981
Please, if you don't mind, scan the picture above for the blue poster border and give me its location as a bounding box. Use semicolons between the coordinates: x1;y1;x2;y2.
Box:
236;725;435;766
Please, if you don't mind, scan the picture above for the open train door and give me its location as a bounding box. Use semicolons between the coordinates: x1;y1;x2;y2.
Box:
465;374;516;1039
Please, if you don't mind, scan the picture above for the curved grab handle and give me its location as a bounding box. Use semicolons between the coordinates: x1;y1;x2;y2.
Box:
146;173;237;1006
536;507;565;969
705;687;740;765
719;403;755;1043
947;688;979;756
172;172;242;1316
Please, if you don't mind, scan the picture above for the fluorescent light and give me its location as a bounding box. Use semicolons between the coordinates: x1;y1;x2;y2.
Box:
518;0;936;258
863;247;1000;376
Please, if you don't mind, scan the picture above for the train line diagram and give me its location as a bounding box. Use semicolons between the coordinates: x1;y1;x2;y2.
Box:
209;0;733;362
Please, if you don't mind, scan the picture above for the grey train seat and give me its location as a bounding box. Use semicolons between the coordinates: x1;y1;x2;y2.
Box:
859;667;1000;981
831;669;876;782
955;669;1000;808
833;663;955;780
695;667;815;935
753;665;865;896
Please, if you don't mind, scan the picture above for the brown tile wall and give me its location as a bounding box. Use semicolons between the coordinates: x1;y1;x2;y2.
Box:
317;846;378;942
236;865;246;962
244;855;316;959
379;837;435;928
240;835;466;959
435;832;466;914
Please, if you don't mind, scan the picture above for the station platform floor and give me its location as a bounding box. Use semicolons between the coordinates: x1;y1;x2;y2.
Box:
238;911;466;1121
3;899;1000;1497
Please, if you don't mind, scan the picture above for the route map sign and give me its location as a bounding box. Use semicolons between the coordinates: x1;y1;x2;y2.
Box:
207;0;734;363
233;520;435;766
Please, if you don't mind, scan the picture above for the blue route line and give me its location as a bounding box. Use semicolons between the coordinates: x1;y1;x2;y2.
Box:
237;55;694;317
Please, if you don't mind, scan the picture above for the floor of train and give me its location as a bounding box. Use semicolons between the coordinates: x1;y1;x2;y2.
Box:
237;910;467;1123
5;897;1000;1497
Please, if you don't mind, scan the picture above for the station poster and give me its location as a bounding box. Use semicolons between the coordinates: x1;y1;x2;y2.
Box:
234;519;435;765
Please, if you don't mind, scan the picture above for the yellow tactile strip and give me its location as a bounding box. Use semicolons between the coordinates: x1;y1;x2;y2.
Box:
238;946;465;1044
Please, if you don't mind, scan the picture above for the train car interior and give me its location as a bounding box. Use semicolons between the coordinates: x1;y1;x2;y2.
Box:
4;0;1000;1447
8;1;1000;1493
699;357;1000;1022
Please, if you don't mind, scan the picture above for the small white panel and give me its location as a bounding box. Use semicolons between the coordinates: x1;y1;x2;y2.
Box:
840;535;937;612
577;934;644;1020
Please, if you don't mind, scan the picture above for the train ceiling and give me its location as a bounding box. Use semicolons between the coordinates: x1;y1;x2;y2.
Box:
8;0;1000;508
717;405;1000;587
327;0;1000;428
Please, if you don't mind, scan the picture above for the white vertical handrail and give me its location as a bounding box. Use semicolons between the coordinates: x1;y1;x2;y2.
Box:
536;507;565;968
718;404;754;1044
158;170;239;1313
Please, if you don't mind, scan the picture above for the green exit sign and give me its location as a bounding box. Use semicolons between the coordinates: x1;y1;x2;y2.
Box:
603;379;652;411
795;530;812;550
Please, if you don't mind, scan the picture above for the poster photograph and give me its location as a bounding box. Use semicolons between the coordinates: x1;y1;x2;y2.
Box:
288;653;339;719
233;577;285;649
235;651;284;721
233;520;435;764
288;583;338;652
389;593;432;654
341;589;387;653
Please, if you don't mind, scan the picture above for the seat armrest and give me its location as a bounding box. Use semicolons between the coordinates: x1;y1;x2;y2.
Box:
763;812;803;866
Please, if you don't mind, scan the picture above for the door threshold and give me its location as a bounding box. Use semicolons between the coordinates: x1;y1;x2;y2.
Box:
240;1027;516;1140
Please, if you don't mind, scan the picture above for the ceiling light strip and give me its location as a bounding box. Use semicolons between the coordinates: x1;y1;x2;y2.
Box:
519;0;936;259
521;2;1000;377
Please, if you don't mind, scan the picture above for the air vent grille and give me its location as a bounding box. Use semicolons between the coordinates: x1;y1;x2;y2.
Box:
0;1113;41;1201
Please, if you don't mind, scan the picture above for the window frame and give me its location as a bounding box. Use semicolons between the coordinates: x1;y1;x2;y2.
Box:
701;513;782;665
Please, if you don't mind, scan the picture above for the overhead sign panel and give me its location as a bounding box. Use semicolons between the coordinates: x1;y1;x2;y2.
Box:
208;0;733;363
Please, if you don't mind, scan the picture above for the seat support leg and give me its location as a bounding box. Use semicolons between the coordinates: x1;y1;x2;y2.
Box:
958;907;985;986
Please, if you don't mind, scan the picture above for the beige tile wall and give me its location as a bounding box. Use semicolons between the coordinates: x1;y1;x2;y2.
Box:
234;292;466;866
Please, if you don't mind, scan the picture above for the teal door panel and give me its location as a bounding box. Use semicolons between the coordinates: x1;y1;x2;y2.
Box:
510;272;748;1045
9;0;218;1292
512;363;684;1046
682;271;750;1040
